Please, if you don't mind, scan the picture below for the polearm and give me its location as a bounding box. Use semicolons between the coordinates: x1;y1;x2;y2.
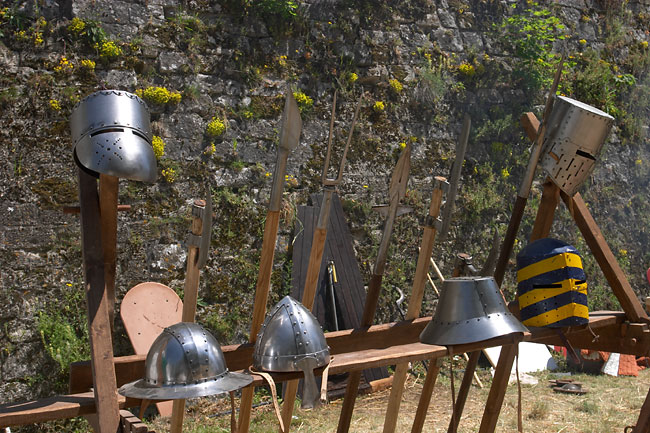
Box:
337;142;411;433
280;91;363;433
237;89;302;433
383;114;471;433
493;55;564;287
170;194;213;433
440;58;565;433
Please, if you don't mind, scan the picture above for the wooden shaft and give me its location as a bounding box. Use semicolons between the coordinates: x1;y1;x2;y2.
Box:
238;211;282;433
447;351;481;433
478;343;518;433
410;361;441;433
170;202;205;433
464;353;483;388
493;196;527;287
336;370;363;433
280;380;299;432
383;180;445;433
562;192;649;323
361;274;385;325
530;180;560;242
78;168;120;433
631;387;650;433
99;174;119;331
280;211;331;432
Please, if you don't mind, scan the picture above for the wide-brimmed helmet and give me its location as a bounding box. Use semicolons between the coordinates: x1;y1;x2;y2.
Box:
119;322;252;400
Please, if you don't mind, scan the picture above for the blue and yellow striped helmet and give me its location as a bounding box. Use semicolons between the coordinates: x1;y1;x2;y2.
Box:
516;238;588;328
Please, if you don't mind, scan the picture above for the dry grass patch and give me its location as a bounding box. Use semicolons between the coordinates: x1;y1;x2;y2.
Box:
144;366;650;432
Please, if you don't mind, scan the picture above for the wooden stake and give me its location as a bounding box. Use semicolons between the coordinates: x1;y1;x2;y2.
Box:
382;176;446;433
446;351;481;433
78;168;120;433
170;200;206;433
478;343;518;433
410;360;442;433
99;174;119;330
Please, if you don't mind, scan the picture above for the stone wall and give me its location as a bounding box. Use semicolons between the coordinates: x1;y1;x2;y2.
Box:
0;0;649;405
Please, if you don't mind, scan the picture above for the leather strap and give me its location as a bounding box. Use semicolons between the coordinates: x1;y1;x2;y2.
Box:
249;366;285;433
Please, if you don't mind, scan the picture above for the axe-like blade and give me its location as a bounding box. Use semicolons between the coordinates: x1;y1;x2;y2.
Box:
197;193;212;268
389;143;411;204
279;89;302;152
438;114;471;241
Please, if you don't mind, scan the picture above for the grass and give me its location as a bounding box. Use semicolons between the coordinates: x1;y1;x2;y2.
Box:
143;365;650;433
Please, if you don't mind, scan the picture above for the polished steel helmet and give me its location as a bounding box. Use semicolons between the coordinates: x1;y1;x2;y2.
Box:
540;95;614;196
254;296;330;408
420;277;528;346
70;90;157;182
119;322;252;400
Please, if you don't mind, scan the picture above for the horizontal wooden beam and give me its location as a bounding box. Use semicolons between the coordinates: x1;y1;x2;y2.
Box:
1;312;638;428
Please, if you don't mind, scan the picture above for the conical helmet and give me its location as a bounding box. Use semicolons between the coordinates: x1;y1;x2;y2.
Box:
119;322;252;400
254;296;330;408
70;90;157;182
420;277;528;346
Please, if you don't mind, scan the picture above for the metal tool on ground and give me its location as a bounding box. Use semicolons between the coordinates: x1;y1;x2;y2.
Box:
383;114;471;433
327;261;340;331
281;90;363;433
337;141;411;433
238;88;302;433
170;195;212;433
493;55;564;287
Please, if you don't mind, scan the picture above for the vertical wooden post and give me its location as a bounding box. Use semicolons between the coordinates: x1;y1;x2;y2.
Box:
631;387;650;433
410;361;442;433
78;168;120;433
446;351;481;433
170;200;205;433
99;174;119;330
478;343;518;433
382;177;446;433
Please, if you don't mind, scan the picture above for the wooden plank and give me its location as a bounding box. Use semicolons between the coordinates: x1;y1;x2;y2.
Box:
119;410;149;433
410;362;441;433
478;343;518;433
631;387;650;433
78;168;120;433
561;192;649;323
99;174;119;330
530;180;560;242
447;351;480;433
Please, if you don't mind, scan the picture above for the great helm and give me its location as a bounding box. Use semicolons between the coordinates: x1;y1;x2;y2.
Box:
70;90;157;182
420;277;528;346
119;322;252;400
540;95;614;196
254;296;330;408
516;238;588;328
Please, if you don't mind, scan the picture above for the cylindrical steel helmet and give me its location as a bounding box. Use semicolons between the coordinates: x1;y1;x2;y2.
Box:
70;90;157;182
119;322;252;400
516;238;588;328
420;277;528;346
254;296;330;408
540;95;614;196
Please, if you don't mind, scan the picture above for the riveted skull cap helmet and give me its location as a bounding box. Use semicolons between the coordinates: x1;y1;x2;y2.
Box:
70;90;157;182
119;322;252;400
254;296;329;408
420;277;528;346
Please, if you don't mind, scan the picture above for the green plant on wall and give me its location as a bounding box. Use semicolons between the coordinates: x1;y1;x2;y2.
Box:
37;283;89;374
495;3;566;93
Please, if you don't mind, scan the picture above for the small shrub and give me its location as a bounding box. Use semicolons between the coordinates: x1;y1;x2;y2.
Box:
152;135;165;159
48;99;62;111
135;86;182;105
162;167;177;183
389;78;404;93
80;59;95;71
206;117;226;137
67;17;85;35
347;72;358;83
293;91;313;113
53;56;74;75
96;40;122;59
373;100;386;112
